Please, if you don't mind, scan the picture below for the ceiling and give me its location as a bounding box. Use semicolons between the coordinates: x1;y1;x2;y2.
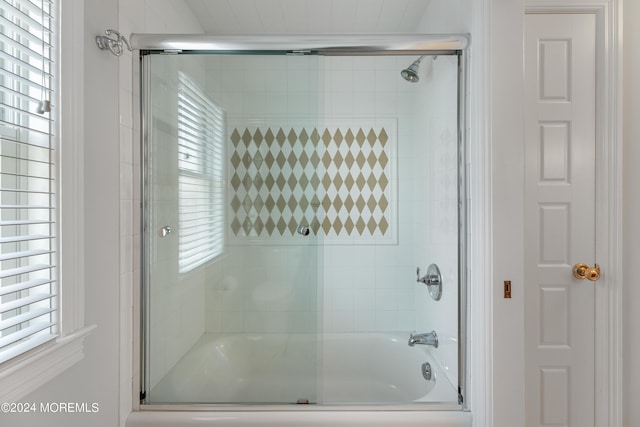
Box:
184;0;433;34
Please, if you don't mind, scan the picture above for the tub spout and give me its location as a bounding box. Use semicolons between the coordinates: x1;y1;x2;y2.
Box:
408;331;438;348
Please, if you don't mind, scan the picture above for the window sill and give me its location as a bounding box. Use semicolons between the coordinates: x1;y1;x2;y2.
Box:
0;324;96;402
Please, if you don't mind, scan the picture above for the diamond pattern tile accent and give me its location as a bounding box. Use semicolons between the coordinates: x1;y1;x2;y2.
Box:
228;123;394;239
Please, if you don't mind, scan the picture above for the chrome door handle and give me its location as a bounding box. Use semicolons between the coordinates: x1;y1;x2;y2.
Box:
572;263;600;281
160;226;173;237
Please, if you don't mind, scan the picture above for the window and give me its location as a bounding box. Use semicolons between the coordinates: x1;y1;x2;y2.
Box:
0;0;57;364
177;72;225;273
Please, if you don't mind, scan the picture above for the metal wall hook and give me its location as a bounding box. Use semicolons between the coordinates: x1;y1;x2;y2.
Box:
96;29;132;56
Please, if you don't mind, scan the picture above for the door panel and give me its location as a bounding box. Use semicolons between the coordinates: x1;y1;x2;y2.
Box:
524;13;596;427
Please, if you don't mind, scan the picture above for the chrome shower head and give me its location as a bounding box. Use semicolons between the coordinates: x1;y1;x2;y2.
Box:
401;56;425;82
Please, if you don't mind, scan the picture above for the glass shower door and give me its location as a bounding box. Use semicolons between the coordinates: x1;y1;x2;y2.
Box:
142;53;324;404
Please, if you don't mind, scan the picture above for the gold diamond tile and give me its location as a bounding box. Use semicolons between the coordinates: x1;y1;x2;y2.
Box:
242;129;253;147
356;152;366;169
344;151;355;168
367;217;377;234
333;173;343;189
311;195;321;211
310;128;320;146
299;194;309;211
356;173;366;190
367;151;377;169
333;217;343;235
379;128;388;146
299;173;309;190
276;195;286;212
264;151;275;169
322;217;332;234
231;128;241;147
231;195;241;212
287;196;297;213
367;129;377;146
264;173;275;191
253;128;264;144
287;174;298;191
276;152;287;168
322;129;332;146
276;128;286;146
379;217;389;235
345;129;355;146
230;151;241;169
333;151;344;169
287;129;297;145
311;216;321;233
243;195;252;213
242;152;252;169
344;173;354;191
333;194;343;212
242;175;252;190
299;151;309;168
379;173;389;191
310;172;320;189
356;195;366;213
242;217;253;235
356;129;366;146
344;217;354;235
254;217;264;235
344;194;354;212
287;151;297;169
310;151;320;168
276;173;286;190
367;173;377;191
299;128;309;144
379;194;389;212
277;217;287;235
322;174;332;190
265;128;275;146
333;129;343;144
355;217;366;235
231;217;242;235
253;174;264;190
322;151;332;169
253;152;263;169
322;195;332;211
230;173;241;191
265;217;276;235
265;194;275;212
287;218;297;235
379;151;389;169
367;194;377;212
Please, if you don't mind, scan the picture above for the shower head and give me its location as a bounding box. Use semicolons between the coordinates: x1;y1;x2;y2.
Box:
401;56;425;83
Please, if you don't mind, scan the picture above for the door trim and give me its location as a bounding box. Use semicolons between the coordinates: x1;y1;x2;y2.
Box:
524;2;623;427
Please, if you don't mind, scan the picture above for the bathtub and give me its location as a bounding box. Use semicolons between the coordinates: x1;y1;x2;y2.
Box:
127;332;471;426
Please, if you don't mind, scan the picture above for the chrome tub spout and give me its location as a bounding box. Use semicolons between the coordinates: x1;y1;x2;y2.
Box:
408;330;439;348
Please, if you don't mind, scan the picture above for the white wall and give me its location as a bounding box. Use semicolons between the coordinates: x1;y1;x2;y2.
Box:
623;1;640;425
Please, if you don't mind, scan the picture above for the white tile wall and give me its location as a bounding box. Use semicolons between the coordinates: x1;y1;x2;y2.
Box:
118;0;205;395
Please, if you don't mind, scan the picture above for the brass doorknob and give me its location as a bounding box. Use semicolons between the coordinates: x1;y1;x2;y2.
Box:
573;263;600;281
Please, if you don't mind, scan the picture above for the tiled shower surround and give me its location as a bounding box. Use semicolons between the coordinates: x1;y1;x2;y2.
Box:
228;123;394;241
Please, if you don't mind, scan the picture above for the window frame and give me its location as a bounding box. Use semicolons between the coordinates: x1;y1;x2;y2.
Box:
0;0;93;403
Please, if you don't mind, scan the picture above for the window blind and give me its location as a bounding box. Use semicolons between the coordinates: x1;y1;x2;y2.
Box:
177;72;225;273
0;0;57;364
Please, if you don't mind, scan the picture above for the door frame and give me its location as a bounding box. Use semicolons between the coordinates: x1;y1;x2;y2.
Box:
524;2;623;426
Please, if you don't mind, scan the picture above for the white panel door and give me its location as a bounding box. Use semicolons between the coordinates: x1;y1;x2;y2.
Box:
524;13;597;427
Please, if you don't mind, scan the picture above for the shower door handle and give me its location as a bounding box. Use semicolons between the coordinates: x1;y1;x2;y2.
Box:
160;225;173;237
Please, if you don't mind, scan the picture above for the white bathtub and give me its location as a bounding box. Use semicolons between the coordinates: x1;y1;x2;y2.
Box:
128;332;471;426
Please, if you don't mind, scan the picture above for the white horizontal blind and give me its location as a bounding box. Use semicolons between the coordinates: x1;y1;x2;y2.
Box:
177;72;225;273
0;0;57;364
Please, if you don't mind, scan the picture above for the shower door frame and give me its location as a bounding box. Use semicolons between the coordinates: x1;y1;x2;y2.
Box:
136;34;470;410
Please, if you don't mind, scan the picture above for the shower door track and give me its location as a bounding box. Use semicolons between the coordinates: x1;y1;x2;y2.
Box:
137;33;470;411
